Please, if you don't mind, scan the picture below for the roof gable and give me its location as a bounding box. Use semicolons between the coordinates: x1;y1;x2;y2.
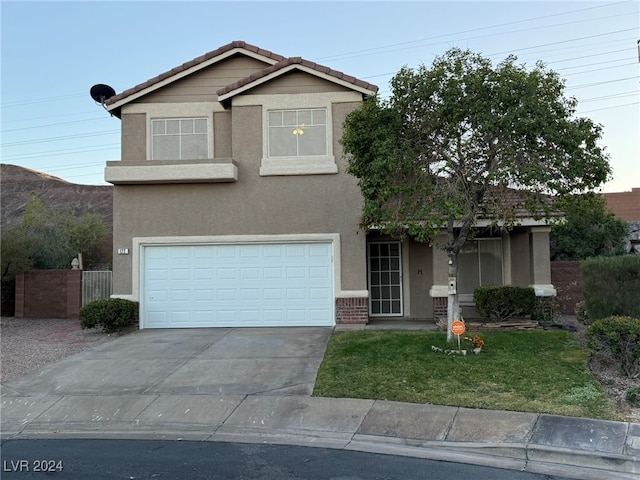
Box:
105;42;378;116
217;57;378;101
105;41;285;114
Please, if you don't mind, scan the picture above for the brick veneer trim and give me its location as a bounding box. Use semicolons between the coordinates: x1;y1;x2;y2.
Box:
336;297;369;324
433;297;447;318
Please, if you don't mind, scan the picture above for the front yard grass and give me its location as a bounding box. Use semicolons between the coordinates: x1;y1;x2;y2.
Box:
313;330;618;420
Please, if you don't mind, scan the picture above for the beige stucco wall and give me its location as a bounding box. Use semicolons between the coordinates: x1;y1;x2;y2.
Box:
408;242;434;318
509;230;531;286
121;113;146;161
529;227;552;285
111;97;367;297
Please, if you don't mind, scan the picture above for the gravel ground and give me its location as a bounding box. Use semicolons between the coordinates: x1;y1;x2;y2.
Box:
0;317;131;382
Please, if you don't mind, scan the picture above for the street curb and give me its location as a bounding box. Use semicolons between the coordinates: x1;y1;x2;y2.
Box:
3;425;638;480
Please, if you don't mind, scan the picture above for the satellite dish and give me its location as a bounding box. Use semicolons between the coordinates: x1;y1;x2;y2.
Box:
90;84;116;108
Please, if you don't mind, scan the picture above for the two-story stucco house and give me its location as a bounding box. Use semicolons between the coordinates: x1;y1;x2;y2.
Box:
103;41;555;329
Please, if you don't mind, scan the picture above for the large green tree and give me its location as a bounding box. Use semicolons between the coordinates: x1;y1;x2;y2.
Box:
550;192;627;260
341;48;611;340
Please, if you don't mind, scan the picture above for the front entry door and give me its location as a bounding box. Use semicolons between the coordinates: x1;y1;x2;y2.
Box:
368;241;403;316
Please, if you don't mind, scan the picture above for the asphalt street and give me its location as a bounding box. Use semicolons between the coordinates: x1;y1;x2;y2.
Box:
0;439;574;480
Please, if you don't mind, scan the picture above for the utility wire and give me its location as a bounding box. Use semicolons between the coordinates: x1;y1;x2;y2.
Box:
2;144;120;161
1;130;120;147
1;117;113;133
314;1;634;62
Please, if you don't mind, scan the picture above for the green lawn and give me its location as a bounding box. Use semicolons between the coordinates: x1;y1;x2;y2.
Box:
313;330;618;420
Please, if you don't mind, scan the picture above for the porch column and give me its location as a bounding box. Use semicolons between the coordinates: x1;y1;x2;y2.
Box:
429;233;449;318
529;226;556;296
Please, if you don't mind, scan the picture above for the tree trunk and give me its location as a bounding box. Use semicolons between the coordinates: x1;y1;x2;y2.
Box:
446;252;460;343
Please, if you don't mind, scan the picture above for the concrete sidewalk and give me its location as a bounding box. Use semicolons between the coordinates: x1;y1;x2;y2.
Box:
1;328;639;479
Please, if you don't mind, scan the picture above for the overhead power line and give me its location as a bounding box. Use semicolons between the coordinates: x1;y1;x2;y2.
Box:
1;117;113;133
1;130;120;148
1;144;120;161
314;1;633;62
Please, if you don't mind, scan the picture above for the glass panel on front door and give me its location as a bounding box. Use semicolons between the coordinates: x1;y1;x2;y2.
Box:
369;242;403;316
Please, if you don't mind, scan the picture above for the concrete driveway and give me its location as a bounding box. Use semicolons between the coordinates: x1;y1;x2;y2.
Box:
1;327;333;397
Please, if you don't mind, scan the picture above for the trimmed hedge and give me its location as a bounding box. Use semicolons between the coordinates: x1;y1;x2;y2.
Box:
587;316;640;379
473;285;536;321
581;255;640;320
80;298;138;333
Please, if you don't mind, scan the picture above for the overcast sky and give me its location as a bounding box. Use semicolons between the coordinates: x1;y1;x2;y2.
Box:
1;1;638;192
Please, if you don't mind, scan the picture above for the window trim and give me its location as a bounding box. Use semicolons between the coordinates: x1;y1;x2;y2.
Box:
367;240;404;317
267;108;328;159
151;117;210;161
120;103;218;161
231;92;367;176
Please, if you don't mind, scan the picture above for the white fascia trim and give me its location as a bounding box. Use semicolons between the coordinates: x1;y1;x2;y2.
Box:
107;48;279;112
131;233;344;303
105;163;238;184
217;65;376;102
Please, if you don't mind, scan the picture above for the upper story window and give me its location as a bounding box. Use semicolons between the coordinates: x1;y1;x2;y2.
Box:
151;118;209;160
268;109;327;158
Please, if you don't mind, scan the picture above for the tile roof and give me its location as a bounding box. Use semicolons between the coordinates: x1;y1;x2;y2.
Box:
216;56;378;98
105;41;377;110
105;41;286;107
603;188;640;222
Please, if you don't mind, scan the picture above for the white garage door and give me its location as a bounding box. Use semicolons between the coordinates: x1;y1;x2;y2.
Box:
142;243;334;328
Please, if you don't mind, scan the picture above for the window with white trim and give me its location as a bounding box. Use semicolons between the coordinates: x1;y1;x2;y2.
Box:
458;239;503;295
268;109;327;158
151;118;209;160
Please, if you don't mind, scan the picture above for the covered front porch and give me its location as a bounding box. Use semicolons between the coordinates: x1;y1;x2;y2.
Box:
365;226;556;323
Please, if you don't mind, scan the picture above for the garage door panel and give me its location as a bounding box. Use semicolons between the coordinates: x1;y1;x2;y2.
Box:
194;268;214;280
286;288;306;300
170;289;191;301
310;287;330;299
169;247;191;260
217;288;237;301
143;243;333;328
240;288;260;301
263;288;282;300
286;266;306;279
263;245;284;257
217;268;236;280
240;267;259;280
263;267;283;279
194;289;214;301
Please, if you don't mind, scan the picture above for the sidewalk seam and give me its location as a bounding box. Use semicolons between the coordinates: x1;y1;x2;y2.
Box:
442;407;459;441
218;394;249;429
344;398;377;450
523;413;542;469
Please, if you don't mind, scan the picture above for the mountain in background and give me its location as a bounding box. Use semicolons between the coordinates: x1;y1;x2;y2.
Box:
0;164;112;230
